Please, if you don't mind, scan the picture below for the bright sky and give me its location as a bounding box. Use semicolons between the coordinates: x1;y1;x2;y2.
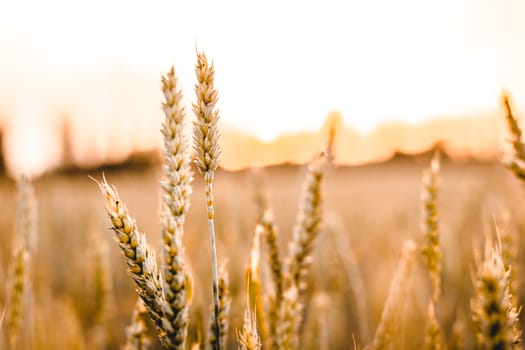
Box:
1;0;525;174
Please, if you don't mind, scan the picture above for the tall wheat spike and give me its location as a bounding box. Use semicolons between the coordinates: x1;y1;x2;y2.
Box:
366;240;417;350
471;243;520;349
6;175;37;349
160;65;194;348
192;50;223;350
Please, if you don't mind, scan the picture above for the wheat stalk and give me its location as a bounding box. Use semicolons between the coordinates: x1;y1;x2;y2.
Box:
327;213;370;344
192;50;222;350
366;240;417;350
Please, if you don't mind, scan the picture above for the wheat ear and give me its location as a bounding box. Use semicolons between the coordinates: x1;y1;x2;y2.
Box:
366;240;417;350
260;210;285;348
6;175;37;349
286;152;326;293
192;50;222;350
160;65;194;348
124;298;152;350
95;177;170;346
421;150;442;303
495;217;523;348
471;243;521;349
501;93;525;180
245;225;269;347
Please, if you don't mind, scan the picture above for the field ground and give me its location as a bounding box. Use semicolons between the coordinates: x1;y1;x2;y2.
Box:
1;155;524;349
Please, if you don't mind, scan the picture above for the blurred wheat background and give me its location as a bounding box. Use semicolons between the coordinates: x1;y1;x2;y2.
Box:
1;147;525;348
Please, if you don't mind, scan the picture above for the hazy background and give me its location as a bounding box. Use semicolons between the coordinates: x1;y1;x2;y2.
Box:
0;0;524;175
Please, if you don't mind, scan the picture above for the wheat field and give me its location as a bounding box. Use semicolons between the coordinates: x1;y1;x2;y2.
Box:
0;154;523;349
1;53;525;350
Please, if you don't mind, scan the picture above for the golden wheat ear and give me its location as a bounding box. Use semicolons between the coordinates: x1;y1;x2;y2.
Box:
159;65;193;349
94;176;171;347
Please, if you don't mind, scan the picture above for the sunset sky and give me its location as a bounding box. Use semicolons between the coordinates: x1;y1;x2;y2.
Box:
1;0;525;175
